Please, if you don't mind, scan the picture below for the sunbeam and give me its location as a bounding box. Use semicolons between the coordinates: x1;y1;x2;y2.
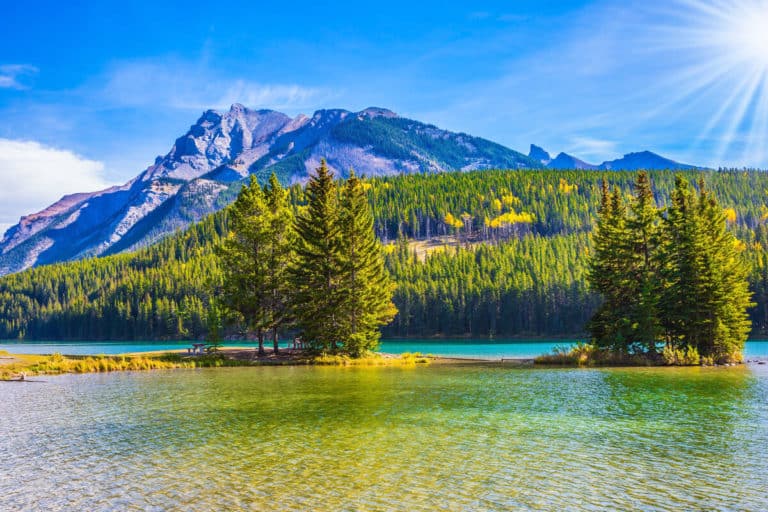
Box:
650;0;768;166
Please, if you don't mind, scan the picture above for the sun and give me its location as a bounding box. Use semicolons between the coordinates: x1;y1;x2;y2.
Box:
737;17;768;66
658;0;768;166
676;0;768;68
710;1;768;69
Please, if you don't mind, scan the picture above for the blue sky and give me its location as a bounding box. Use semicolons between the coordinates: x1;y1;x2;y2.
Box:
1;0;767;230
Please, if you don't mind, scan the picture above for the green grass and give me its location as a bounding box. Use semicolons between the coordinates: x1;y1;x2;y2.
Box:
535;343;656;367
313;351;430;366
0;349;431;379
534;342;743;367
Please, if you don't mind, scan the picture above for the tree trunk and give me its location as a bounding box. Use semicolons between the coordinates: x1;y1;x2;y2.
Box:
257;329;266;356
272;327;279;355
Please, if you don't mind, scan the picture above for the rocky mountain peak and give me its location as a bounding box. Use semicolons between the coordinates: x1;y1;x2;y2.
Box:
310;109;351;126
0;104;702;276
198;109;223;126
529;144;551;164
140;106;293;182
598;150;697;171
359;107;398;119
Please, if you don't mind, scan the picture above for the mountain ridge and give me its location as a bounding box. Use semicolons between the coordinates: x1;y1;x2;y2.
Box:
528;145;699;171
0;105;702;276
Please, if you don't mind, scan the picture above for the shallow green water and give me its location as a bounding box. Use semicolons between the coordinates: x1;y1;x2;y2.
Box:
2;365;768;510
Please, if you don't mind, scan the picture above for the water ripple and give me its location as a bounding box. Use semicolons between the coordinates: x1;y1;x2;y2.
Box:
2;366;768;511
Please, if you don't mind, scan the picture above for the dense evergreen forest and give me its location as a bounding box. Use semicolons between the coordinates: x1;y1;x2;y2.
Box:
2;168;768;341
587;172;751;364
217;165;396;355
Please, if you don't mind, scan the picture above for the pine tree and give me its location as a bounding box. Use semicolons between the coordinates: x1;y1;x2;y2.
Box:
659;176;697;349
658;176;753;362
290;160;344;352
338;170;398;356
710;242;752;358
692;179;752;361
263;172;295;354
625;171;662;352
216;176;272;355
588;180;632;351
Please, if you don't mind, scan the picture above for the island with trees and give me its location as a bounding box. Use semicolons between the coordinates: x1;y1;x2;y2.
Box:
538;171;752;365
216;160;396;357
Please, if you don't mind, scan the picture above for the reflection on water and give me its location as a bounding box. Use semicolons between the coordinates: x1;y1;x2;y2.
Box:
1;365;767;510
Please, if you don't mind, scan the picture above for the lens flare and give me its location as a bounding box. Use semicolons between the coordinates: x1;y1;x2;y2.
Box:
722;5;768;68
651;0;768;166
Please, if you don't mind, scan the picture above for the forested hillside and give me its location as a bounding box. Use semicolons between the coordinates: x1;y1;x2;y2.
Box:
3;168;768;340
0;105;541;276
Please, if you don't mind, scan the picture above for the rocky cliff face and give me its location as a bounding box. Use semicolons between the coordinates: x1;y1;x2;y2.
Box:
528;144;552;165
0;104;540;275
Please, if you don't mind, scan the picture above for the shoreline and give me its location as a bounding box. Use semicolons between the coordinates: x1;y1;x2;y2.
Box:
6;345;768;381
0;347;541;381
3;346;765;381
0;348;430;381
7;335;768;343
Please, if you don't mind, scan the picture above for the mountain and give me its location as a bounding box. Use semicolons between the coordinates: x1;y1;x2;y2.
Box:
547;152;599;170
598;151;699;171
532;145;700;171
0;105;540;276
528;144;551;165
0;105;706;276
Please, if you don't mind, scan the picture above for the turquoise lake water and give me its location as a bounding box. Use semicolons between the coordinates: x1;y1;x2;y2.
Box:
2;364;767;510
2;338;768;358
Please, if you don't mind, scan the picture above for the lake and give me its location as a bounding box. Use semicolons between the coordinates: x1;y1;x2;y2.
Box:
2;364;767;510
3;338;768;359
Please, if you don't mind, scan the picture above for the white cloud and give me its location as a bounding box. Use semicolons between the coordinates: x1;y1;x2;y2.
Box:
0;64;38;89
97;59;329;112
564;137;619;163
0;139;114;235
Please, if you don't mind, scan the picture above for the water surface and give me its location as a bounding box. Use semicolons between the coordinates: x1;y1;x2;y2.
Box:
2;339;768;359
2;364;767;510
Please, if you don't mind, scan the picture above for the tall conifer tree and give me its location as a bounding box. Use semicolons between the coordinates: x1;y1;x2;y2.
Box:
660;177;752;361
290;160;344;351
263;172;295;354
699;189;752;361
625;171;662;352
588;180;631;350
216;176;272;355
338;171;397;356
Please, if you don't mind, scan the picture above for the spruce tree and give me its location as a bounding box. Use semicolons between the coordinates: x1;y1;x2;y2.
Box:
263;172;295;354
693;179;752;361
290;160;344;352
659;177;710;354
216;176;272;355
704;189;755;362
338;170;397;356
588;180;632;351
205;301;223;353
625;171;662;352
659;176;753;362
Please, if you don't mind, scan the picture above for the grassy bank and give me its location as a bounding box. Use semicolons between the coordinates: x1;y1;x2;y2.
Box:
0;349;430;380
534;343;743;367
0;350;231;380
